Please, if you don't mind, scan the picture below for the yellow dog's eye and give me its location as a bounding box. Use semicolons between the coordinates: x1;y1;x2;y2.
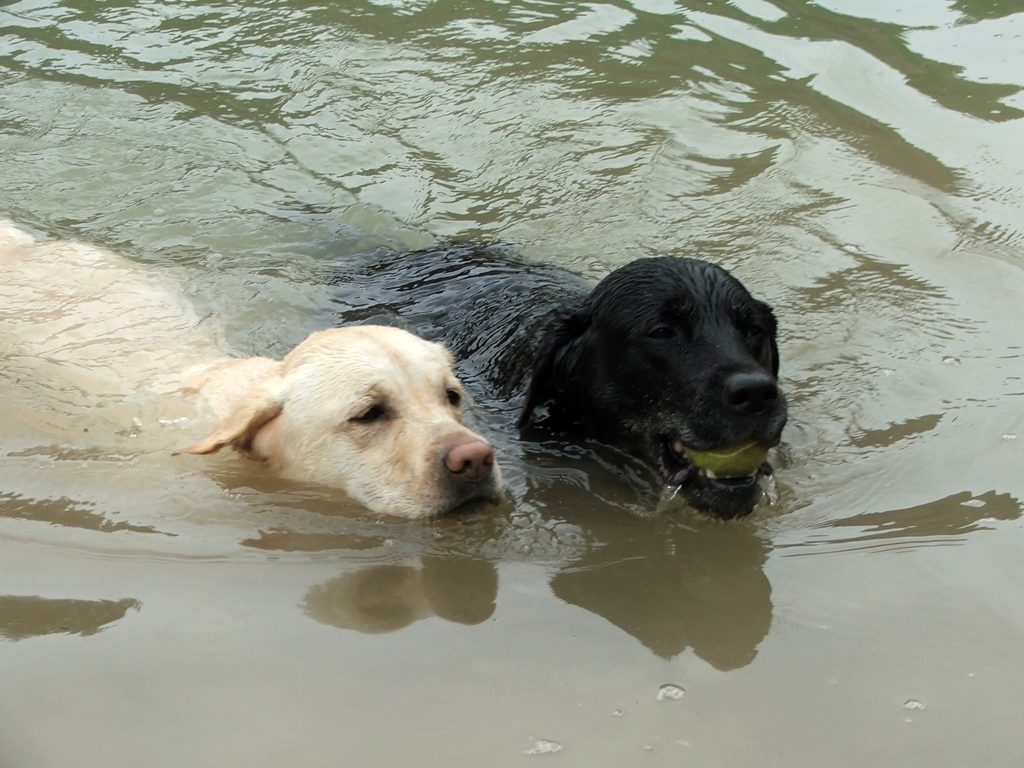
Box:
351;404;387;424
446;388;462;407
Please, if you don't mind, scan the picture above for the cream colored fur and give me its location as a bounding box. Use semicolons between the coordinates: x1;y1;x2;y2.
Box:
0;221;502;518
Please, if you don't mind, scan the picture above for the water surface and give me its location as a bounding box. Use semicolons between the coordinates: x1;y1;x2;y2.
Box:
2;1;1023;766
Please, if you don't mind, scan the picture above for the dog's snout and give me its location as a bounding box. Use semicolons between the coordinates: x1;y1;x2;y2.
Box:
724;371;779;415
444;439;495;482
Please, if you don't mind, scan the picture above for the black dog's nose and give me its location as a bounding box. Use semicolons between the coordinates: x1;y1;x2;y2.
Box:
724;371;779;415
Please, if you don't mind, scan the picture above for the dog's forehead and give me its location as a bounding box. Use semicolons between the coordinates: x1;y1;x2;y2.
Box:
288;326;451;368
284;326;457;406
592;257;749;324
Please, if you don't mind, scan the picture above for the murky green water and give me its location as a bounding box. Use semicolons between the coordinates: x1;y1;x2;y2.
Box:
2;1;1023;765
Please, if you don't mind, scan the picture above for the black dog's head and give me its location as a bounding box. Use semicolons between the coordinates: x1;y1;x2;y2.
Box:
520;257;787;519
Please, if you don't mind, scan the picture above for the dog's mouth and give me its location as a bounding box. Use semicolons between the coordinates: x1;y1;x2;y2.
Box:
658;437;772;519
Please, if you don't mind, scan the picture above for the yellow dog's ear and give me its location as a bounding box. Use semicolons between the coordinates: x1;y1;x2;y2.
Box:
183;380;285;457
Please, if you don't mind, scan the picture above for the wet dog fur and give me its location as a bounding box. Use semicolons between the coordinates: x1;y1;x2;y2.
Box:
329;244;787;518
0;222;501;518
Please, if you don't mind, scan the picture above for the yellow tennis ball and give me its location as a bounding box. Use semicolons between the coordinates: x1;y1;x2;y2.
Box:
684;441;768;477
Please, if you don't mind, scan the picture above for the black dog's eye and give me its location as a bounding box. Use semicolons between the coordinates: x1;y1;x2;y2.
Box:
647;326;676;340
446;388;462;407
743;325;766;345
351;404;388;424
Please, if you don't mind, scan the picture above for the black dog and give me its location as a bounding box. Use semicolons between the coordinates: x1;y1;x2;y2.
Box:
328;244;787;518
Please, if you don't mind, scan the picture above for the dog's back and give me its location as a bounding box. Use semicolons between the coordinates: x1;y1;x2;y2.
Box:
0;221;217;439
327;243;589;403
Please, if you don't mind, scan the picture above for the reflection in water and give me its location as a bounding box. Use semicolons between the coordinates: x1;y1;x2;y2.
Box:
849;413;944;450
952;0;1022;22
792;250;957;338
827;490;1021;543
515;448;773;670
304;556;498;634
765;1;1023;123
0;491;168;536
292;439;775;670
297;503;773;672
550;517;772;671
0;595;140;641
240;527;379;553
784;490;1022;555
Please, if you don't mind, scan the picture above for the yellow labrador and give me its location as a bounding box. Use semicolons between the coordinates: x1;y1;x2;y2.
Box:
0;221;502;518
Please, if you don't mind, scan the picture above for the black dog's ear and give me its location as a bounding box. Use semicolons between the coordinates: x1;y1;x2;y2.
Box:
518;302;591;430
767;333;780;378
761;303;780;378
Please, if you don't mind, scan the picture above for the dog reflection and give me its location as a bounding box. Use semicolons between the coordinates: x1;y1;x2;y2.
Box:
0;595;140;641
304;556;497;634
550;516;772;671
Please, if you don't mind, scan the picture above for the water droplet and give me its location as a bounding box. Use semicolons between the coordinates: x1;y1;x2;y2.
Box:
1002;433;1017;441
118;417;144;438
524;739;564;756
942;356;961;366
656;684;685;702
158;416;190;428
643;745;654;752
902;699;925;711
961;498;986;509
881;368;895;377
612;709;623;717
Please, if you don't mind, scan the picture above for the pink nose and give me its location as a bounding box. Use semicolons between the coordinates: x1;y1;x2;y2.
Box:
444;439;495;482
